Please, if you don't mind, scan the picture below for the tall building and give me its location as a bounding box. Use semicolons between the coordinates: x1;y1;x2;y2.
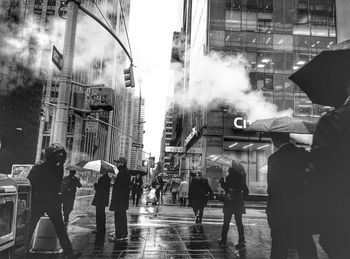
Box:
0;0;133;168
129;96;145;169
173;0;336;195
159;97;174;172
0;0;43;174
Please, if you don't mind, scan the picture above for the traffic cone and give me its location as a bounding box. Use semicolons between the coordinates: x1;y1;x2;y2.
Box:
29;216;63;254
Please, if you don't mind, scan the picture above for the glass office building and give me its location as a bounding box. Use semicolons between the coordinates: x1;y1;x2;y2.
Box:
178;0;336;195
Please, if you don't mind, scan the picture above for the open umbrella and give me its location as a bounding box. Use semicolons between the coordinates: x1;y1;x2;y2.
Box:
129;166;147;176
76;160;118;174
245;116;316;134
289;40;350;108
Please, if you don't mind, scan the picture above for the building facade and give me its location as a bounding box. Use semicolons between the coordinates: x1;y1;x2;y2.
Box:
173;0;336;195
3;0;133;167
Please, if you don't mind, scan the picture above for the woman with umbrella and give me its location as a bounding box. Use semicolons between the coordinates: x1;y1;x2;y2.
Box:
217;163;249;252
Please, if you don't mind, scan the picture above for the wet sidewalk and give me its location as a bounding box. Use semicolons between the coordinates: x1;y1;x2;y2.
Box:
28;191;328;259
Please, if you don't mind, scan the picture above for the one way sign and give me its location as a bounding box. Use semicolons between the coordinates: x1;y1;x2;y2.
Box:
132;142;143;148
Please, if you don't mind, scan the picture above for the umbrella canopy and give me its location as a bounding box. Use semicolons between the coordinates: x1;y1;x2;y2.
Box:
245;116;316;134
289;43;350;108
207;154;243;169
76;160;118;174
129;166;147;176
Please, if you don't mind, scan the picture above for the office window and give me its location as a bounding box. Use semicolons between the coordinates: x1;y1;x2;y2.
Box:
209;30;225;48
242;10;257;31
225;10;241;31
226;0;241;10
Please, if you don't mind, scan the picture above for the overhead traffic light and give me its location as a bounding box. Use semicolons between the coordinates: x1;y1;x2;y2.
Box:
124;65;135;88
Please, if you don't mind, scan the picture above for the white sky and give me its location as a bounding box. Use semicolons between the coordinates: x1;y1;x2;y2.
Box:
129;0;180;161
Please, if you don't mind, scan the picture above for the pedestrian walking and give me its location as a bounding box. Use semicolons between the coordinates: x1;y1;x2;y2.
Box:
131;174;143;206
178;178;189;206
267;133;317;259
308;87;350;258
170;178;180;204
61;170;82;225
188;172;213;224
27;143;81;259
109;157;131;242
91;167;110;234
217;164;248;252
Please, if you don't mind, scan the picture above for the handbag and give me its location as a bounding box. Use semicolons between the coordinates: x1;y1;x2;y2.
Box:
217;189;234;202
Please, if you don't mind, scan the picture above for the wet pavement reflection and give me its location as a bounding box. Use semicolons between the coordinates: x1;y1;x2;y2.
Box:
27;190;328;259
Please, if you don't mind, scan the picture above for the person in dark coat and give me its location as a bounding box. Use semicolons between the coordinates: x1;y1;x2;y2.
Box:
267;133;317;259
109;157;131;241
188;173;213;224
131;174;143;206
27;143;80;258
91;168;110;233
309;91;350;258
217;163;249;251
62;170;82;224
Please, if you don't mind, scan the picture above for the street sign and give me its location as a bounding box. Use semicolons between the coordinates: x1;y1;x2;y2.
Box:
52;45;63;71
132;142;144;148
85;121;98;133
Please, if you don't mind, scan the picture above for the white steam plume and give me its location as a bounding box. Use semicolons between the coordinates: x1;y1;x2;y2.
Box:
173;52;292;121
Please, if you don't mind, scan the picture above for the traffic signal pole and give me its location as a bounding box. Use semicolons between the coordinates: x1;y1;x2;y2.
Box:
52;0;133;147
52;0;79;145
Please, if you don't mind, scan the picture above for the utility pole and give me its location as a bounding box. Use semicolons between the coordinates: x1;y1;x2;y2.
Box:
52;0;79;145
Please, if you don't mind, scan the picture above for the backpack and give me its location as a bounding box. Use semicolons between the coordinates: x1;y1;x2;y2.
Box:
61;177;74;193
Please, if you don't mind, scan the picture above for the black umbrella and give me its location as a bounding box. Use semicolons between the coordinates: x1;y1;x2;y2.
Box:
289;44;350;108
129;166;147;176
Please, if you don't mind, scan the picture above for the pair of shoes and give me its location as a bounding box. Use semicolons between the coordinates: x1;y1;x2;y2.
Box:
109;235;128;242
62;251;82;259
217;238;227;248
235;242;246;251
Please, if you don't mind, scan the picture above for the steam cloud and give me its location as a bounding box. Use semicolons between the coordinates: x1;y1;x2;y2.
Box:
172;52;292;122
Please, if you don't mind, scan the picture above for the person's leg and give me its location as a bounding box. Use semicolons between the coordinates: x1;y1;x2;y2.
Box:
135;194;140;206
96;206;106;232
183;198;187;207
115;210;128;238
234;213;245;244
221;211;233;243
45;203;74;253
198;206;204;223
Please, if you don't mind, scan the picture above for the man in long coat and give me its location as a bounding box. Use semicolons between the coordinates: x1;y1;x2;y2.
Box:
62;170;82;224
91;168;110;233
27;143;80;258
267;133;317;259
109;157;131;241
309;91;350;258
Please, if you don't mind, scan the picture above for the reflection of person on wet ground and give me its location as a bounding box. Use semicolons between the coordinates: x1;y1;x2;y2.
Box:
217;164;248;252
131;174;143;206
178;177;189;206
91;167;110;234
309;86;350;258
267;133;317;259
188;172;213;224
109;157;131;242
61;170;82;225
27;144;81;259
